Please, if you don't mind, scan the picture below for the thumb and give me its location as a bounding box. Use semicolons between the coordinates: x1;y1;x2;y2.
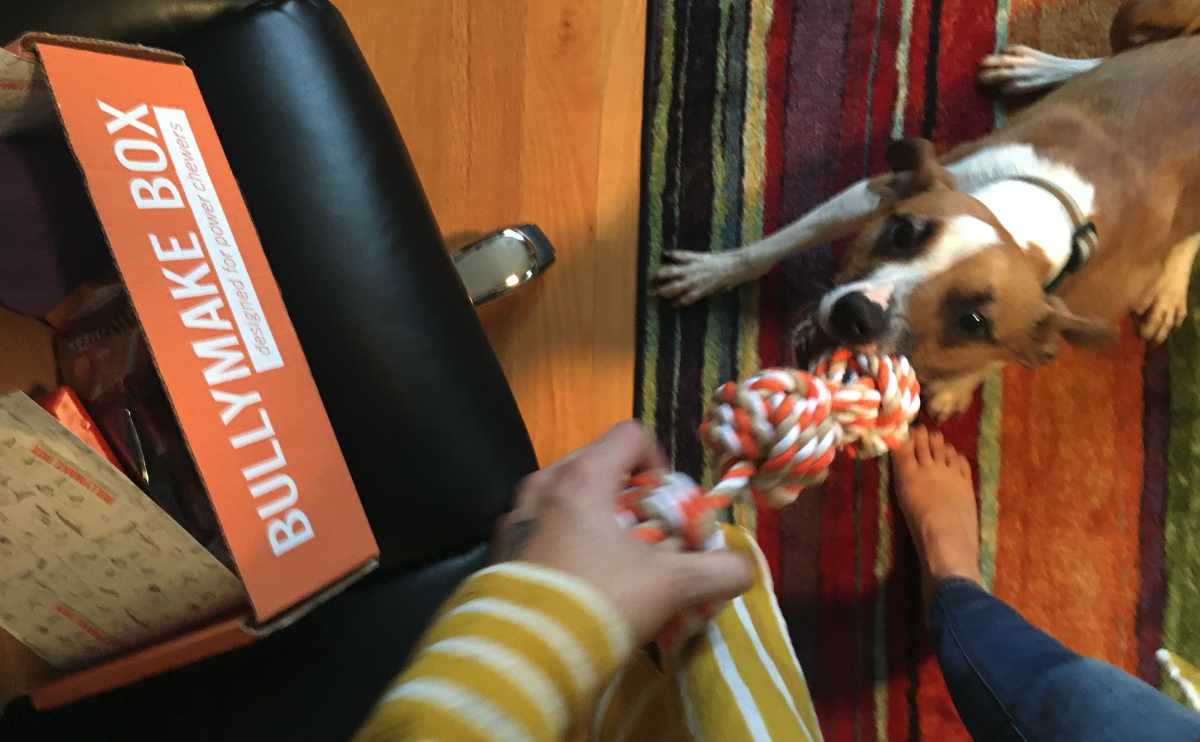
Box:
669;550;754;608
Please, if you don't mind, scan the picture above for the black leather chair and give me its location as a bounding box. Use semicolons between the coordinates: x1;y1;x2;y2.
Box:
0;2;538;739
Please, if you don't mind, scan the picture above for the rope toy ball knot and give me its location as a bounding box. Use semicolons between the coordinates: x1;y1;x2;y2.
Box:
700;349;920;508
615;349;920;648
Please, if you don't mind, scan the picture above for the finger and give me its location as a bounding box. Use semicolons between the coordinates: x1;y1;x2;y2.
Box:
576;420;669;480
670;550;754;606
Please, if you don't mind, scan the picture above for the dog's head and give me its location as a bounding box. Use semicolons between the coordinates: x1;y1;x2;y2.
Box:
817;137;1112;383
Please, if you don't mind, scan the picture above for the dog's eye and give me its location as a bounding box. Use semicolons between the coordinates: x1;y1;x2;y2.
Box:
880;215;928;258
958;311;990;339
891;218;915;248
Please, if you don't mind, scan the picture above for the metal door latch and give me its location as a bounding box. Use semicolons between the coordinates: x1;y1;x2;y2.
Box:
451;224;556;305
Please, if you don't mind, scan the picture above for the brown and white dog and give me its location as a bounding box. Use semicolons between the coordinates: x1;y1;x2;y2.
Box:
653;0;1200;420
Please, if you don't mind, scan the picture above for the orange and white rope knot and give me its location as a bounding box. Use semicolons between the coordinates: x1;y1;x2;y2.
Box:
700;349;920;509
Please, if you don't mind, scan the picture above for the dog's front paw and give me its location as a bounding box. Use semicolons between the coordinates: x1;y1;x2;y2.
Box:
977;45;1085;96
1136;251;1196;344
652;251;762;306
924;382;978;422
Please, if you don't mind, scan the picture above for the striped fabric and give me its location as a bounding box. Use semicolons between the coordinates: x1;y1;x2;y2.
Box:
356;525;821;741
634;0;1200;739
593;526;822;741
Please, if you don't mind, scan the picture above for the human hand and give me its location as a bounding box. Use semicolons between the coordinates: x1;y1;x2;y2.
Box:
492;421;753;647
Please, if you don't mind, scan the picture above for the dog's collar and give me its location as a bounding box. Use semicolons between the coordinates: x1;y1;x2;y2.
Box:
1007;175;1098;293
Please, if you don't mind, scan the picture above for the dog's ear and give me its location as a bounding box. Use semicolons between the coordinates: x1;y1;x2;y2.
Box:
1020;296;1115;366
869;138;956;201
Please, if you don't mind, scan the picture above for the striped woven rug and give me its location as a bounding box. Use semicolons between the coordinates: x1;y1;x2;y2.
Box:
633;0;1200;738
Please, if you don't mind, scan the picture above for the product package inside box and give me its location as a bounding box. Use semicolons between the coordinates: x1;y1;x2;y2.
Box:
0;35;378;705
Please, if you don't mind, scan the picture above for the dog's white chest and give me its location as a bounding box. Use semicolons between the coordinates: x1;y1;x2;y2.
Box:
949;143;1096;281
971;180;1075;278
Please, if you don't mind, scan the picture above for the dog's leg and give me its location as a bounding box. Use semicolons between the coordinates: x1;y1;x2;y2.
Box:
977;45;1104;96
653;180;881;306
924;368;996;422
1135;233;1200;344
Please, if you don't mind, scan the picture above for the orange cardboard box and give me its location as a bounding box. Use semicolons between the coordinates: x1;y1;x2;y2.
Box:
0;35;379;707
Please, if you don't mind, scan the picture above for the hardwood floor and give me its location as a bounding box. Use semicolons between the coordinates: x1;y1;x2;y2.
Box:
335;0;647;466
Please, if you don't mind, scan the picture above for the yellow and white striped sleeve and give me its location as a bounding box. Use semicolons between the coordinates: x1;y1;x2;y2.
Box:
353;562;633;742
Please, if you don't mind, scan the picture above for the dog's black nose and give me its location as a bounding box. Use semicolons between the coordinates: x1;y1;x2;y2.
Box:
829;292;886;344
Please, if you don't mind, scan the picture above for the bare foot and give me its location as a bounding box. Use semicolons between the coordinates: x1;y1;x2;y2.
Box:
893;428;981;602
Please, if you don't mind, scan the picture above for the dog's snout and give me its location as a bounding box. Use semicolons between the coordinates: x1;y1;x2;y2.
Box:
829;292;887;344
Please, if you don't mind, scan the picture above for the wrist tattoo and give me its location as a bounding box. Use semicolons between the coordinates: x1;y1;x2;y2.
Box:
500;518;539;561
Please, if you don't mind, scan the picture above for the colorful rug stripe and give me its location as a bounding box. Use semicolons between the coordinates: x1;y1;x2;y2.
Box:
1139;345;1169;683
1165;272;1200;675
671;2;722;491
873;459;892;742
750;0;794;576
994;327;1146;668
775;0;856;692
633;0;676;429
731;0;774;533
700;0;750;495
811;0;906;736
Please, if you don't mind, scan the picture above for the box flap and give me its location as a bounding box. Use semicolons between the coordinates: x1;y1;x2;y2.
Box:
32;615;255;710
15;33;183;65
0;33;177;136
34;42;379;621
0;392;246;668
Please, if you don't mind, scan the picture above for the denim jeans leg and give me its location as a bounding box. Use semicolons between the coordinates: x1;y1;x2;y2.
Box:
930;577;1200;742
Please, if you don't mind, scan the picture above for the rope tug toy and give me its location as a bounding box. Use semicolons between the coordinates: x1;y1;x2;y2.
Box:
619;349;921;647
